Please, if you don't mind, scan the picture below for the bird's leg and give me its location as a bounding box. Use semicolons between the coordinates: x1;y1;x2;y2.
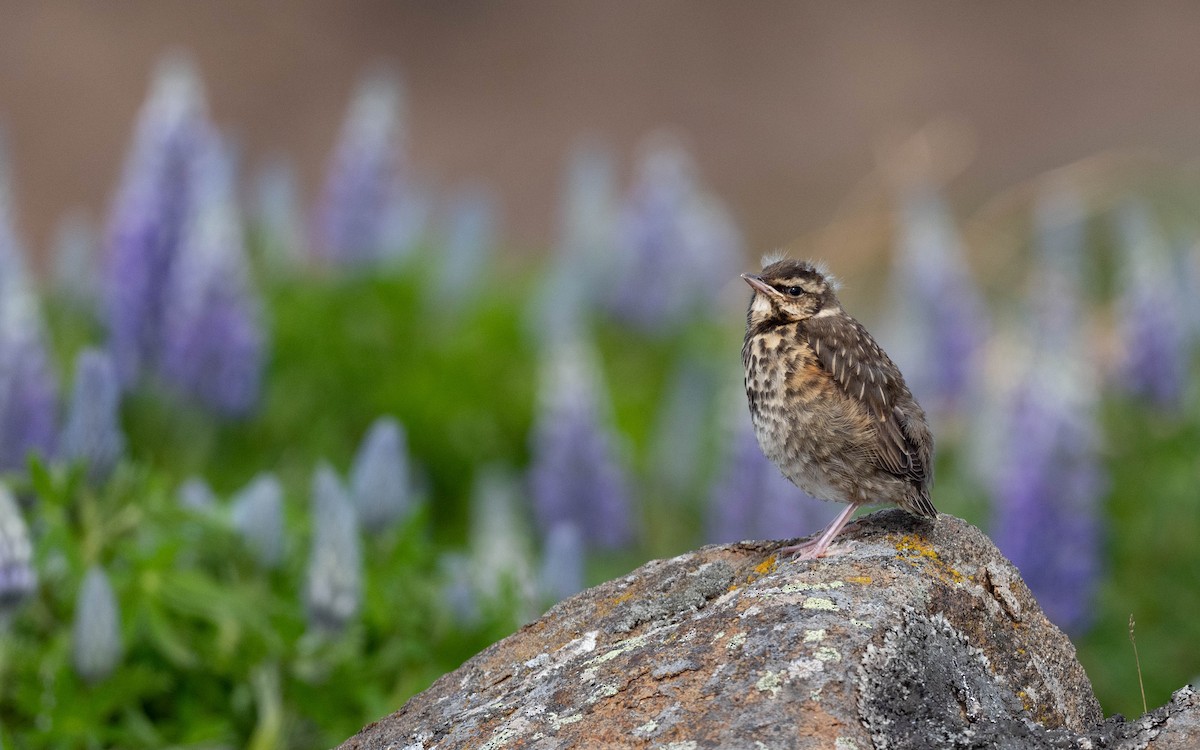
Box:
778;503;859;560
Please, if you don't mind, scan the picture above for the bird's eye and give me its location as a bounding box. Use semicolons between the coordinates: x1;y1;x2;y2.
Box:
786;286;804;297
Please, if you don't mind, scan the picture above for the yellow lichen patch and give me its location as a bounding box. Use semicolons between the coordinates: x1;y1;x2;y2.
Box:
845;575;873;585
753;556;778;576
613;591;635;605
893;534;965;584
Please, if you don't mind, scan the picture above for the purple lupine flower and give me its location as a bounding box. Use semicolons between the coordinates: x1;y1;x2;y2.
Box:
313;69;426;268
59;348;125;484
72;565;122;683
706;416;839;545
529;139;618;344
469;467;535;605
51;209;101;311
305;463;362;631
884;184;988;417
250;156;306;271
349;416;411;531
966;182;1090;489
606;134;742;334
230;472;284;569
0;134;58;472
178;475;217;511
648;357;719;498
990;363;1105;634
438;552;480;626
104;54;209;386
0;484;37;613
528;340;635;550
1114;201;1188;408
429;184;496;303
538;521;584;606
159;133;265;416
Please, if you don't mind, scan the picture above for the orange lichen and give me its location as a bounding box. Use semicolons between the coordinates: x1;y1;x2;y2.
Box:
893;534;965;584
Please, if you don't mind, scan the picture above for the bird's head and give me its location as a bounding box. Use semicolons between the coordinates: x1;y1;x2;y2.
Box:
742;259;841;328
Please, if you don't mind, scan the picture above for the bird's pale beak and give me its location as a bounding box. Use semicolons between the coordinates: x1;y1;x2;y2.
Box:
741;273;776;296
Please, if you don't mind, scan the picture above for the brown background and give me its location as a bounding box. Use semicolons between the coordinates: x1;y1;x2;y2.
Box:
3;2;1200;269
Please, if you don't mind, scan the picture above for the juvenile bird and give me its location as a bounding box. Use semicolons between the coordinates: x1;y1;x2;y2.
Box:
741;259;936;559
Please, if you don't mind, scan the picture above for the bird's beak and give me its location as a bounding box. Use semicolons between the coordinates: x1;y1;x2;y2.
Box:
741;273;776;296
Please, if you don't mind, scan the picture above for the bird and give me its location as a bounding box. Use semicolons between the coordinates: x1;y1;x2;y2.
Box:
741;259;936;559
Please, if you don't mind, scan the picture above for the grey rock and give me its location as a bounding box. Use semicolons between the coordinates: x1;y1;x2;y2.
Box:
338;510;1198;749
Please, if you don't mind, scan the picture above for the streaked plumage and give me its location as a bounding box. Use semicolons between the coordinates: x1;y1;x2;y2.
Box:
741;259;936;558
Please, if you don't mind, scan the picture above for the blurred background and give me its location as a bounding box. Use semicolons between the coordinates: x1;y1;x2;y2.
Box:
2;3;1200;748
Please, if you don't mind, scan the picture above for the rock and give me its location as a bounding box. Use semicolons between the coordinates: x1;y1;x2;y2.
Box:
338;510;1197;749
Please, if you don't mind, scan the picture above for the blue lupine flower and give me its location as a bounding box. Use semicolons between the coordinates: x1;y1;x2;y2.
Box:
230;472;285;568
0;483;36;613
59;348;125;484
648;358;718;498
537;521;584;605
529;139;618;344
305;463;362;631
72;566;122;682
990;363;1105;634
706;415;838;545
251;156;306;271
468;467;535;611
430;184;496;303
0;133;58;472
438;552;480;626
528;340;634;550
349;416;411;530
885;184;988;416
160;133;264;416
313;70;425;267
989;189;1105;633
178;475;217;511
1114;201;1188;408
606;134;742;334
104;54;209;386
52;209;101;310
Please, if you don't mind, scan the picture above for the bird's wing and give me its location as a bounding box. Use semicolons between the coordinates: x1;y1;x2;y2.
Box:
804;314;931;485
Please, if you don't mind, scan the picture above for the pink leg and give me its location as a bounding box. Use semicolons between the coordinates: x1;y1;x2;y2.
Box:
778;504;859;560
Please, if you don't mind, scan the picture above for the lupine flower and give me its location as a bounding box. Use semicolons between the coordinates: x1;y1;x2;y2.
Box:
251;156;306;270
1114;201;1188;408
989;190;1105;634
178;475;217;511
104;54;209;386
429;184;495;304
51;209;101;310
528;340;634;550
72;566;122;682
438;552;480;626
305;463;361;631
0;132;58;472
59;348;125;484
313;70;425;267
469;467;535;604
706;415;838;545
648;358;718;498
0;483;36;613
529;139;618;344
606;134;742;334
159;133;264;416
349;416;411;531
230;472;285;568
990;361;1105;634
537;521;584;605
885;184;988;417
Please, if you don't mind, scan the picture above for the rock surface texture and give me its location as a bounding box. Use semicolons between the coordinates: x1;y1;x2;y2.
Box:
339;510;1198;749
